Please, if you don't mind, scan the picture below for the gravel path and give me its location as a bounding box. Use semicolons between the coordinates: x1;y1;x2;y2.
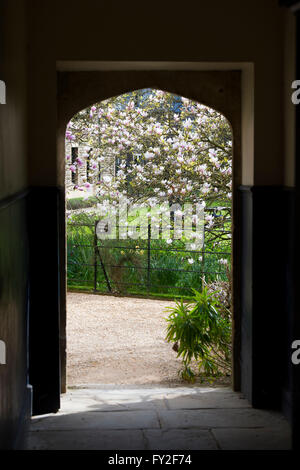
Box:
67;292;186;386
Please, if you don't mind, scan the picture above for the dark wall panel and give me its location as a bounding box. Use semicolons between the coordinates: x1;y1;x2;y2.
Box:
282;188;295;423
251;186;285;408
28;187;61;415
238;186;253;402
0;192;31;449
238;185;295;412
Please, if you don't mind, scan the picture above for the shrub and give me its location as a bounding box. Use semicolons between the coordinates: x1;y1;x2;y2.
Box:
164;286;231;382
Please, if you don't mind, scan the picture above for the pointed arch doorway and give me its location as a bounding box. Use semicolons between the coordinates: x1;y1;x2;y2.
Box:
29;64;255;415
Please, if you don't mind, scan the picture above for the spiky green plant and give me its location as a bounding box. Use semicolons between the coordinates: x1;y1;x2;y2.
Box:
165;286;231;382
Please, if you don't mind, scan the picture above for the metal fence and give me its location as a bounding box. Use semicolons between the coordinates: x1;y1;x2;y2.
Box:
67;207;231;298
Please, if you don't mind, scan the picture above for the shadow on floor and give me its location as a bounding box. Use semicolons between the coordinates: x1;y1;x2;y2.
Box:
25;386;291;450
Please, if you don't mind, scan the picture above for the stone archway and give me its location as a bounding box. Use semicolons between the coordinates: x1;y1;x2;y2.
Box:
57;69;243;395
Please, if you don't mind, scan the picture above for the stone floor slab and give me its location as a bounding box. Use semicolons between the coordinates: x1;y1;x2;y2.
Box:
212;427;292;450
62;396;167;412
165;391;250;410
144;429;218;450
30;410;159;431
26;429;145;450
158;408;289;429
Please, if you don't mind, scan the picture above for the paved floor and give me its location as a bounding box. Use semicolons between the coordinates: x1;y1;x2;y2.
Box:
25;386;291;450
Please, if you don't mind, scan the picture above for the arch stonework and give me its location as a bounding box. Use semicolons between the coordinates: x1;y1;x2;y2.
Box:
57;70;242;393
57;71;241;187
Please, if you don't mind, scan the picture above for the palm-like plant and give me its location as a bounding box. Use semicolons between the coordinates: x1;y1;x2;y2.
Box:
165;286;231;382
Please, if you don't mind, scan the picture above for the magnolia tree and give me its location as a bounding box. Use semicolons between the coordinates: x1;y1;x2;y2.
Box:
66;89;232;235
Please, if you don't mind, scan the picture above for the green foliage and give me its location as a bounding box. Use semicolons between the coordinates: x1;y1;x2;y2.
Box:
67;212;231;297
67;196;98;211
67;220;94;285
165;286;231;382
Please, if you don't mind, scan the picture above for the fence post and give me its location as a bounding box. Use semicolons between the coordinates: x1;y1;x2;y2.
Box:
94;219;112;293
94;221;98;292
200;219;206;290
147;223;151;294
